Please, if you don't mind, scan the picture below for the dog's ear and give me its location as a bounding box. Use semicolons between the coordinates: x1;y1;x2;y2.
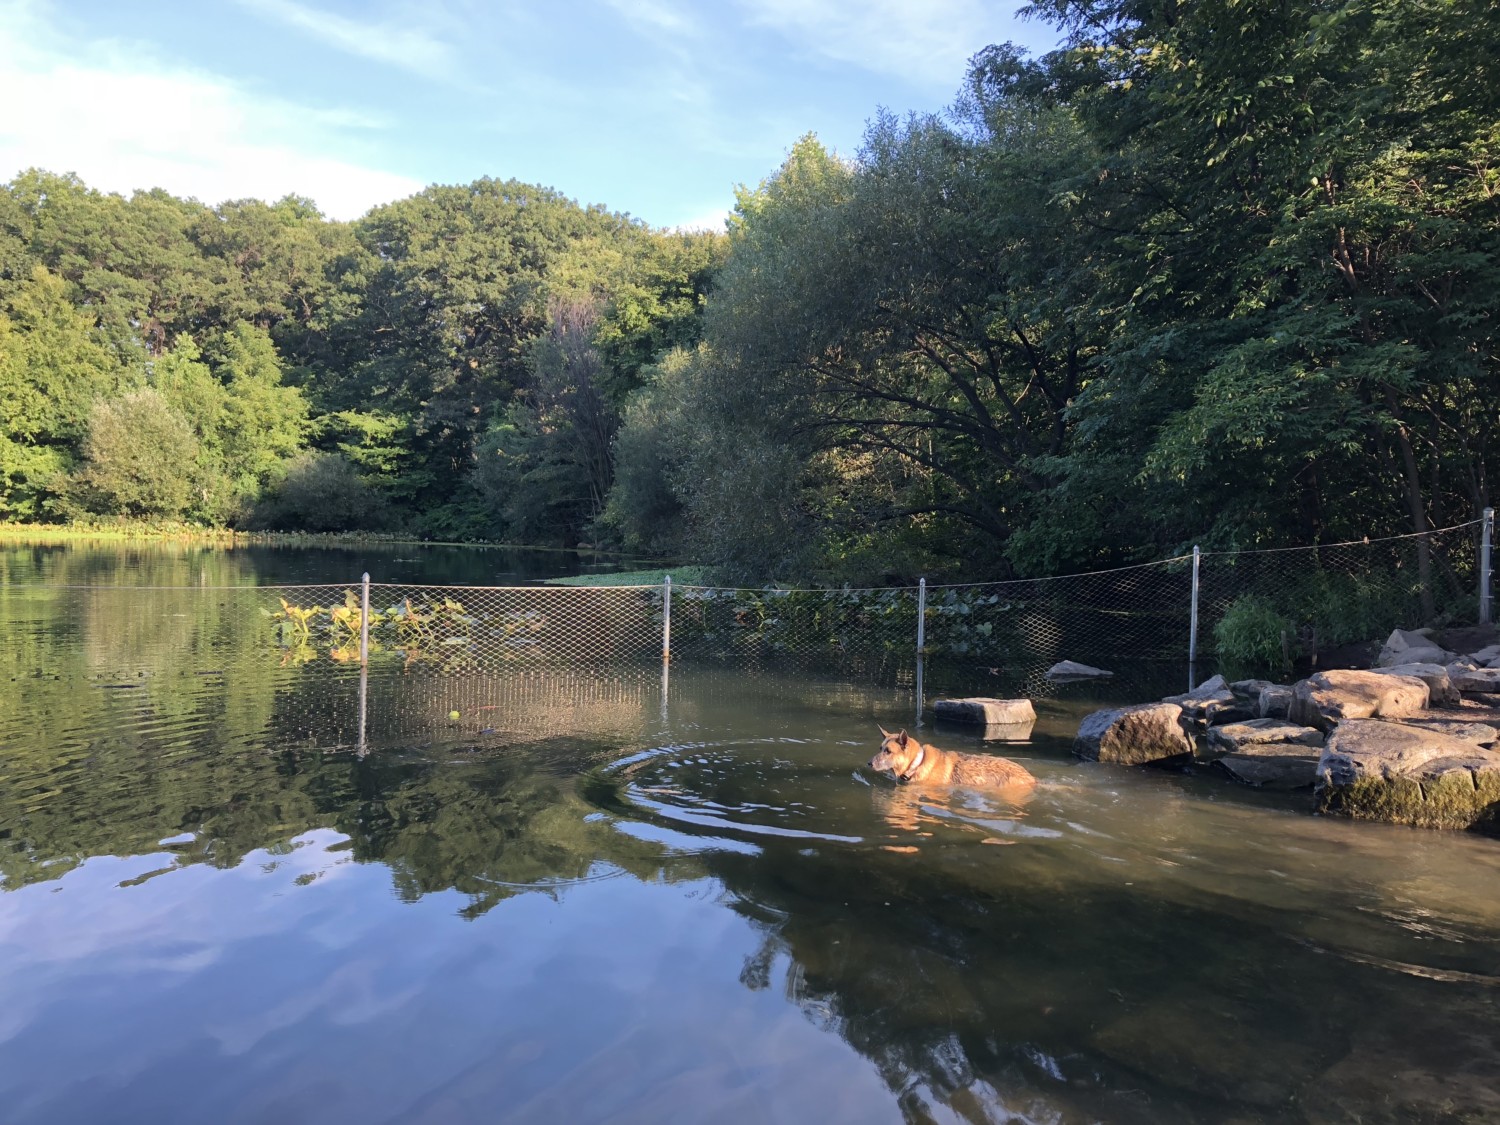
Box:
878;724;892;739
897;729;909;746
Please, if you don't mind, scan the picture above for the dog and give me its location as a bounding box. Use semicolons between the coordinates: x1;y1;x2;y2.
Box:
868;726;1037;792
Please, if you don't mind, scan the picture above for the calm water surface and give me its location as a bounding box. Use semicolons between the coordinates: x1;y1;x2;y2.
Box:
2;544;1499;1124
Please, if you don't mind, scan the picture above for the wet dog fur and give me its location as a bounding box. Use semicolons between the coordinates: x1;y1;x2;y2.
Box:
868;726;1036;792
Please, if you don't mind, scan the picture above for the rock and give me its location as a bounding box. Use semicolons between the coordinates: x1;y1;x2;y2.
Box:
1289;669;1429;732
933;697;1035;725
1371;661;1458;707
1257;684;1294;720
1228;678;1275;702
1162;675;1251;724
1207;719;1325;788
1045;660;1113;680
1470;643;1500;665
1315;720;1500;830
1375;627;1454;669
1207;718;1325;753
1302;1002;1500;1125
1217;742;1326;788
1073;703;1193;765
975;721;1034;743
1452;667;1500;695
1399;719;1500;746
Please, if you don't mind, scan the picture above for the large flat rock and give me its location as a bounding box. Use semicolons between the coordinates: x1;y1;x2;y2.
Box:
1290;669;1429;732
1206;718;1324;753
1073;702;1193;765
1207;719;1325;788
1453;667;1500;695
1315;719;1500;830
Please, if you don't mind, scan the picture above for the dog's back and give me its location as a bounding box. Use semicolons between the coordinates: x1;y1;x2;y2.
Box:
870;728;1036;792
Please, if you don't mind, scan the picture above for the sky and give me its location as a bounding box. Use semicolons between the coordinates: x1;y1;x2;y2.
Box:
0;0;1060;230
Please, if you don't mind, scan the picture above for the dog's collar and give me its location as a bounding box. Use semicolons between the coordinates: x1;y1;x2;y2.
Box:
897;743;925;784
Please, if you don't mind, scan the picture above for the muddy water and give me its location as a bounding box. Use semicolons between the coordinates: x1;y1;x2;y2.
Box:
2;547;1499;1123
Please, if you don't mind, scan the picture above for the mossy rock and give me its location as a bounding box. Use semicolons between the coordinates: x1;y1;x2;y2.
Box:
1316;721;1500;831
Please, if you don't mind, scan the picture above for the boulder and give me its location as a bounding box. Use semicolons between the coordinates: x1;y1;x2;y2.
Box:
1207;719;1325;788
1288;669;1429;732
1315;720;1500;830
1073;703;1193;766
1257;684;1294;720
1452;667;1500;695
1371;662;1458;707
1375;627;1454;669
1207;718;1325;754
1162;677;1246;725
1470;643;1500;665
1217;743;1326;788
933;697;1036;725
1046;660;1113;680
1399;719;1500;747
1229;678;1276;702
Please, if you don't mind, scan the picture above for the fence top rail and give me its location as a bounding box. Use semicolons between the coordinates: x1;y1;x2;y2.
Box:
1196;518;1482;559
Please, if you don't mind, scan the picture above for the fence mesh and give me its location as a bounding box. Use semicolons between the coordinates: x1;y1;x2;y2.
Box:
265;582;665;670
9;518;1488;688
1195;522;1483;668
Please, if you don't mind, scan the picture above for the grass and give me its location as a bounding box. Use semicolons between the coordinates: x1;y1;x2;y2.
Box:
0;521;664;558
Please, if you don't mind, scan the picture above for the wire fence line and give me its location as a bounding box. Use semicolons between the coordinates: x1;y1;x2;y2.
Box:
8;513;1493;683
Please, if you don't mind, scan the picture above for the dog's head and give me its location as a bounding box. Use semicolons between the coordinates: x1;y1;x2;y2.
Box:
869;726;919;778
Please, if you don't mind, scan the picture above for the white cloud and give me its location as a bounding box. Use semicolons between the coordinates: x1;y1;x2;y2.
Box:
233;0;460;82
0;4;422;219
735;0;1025;88
670;206;731;234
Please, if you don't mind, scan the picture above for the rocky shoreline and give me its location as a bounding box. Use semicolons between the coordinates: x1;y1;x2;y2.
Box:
1069;627;1500;833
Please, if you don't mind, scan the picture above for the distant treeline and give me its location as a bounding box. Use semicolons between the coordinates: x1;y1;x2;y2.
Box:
3;0;1497;584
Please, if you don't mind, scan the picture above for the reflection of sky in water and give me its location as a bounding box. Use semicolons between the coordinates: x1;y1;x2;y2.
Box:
4;544;1500;1123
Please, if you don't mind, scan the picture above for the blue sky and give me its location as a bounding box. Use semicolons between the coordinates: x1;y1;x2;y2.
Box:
0;0;1059;228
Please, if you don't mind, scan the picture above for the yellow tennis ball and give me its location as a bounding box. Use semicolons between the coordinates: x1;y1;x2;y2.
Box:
448;710;461;721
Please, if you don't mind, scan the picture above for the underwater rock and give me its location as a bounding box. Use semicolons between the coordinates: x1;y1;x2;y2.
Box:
1073;703;1193;766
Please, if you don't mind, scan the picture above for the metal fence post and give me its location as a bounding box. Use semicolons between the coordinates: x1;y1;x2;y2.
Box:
916;577;927;656
1482;508;1494;626
360;572;371;665
662;574;672;666
1188;547;1201;667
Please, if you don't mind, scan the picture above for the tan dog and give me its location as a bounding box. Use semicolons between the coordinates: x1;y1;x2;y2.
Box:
868;726;1037;792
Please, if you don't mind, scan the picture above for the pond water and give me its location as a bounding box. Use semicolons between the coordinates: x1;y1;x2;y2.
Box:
2;544;1499;1124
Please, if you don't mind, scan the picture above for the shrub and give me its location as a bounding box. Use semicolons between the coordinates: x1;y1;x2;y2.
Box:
1214;594;1294;673
250;452;387;532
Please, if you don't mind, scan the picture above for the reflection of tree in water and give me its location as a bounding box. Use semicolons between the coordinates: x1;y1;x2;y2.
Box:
697;837;1431;1125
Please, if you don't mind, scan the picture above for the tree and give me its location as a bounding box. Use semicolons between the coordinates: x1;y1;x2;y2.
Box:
69;389;200;518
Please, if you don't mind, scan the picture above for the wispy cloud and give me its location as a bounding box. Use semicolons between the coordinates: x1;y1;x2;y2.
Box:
233;0;460;82
0;4;422;219
735;0;1029;88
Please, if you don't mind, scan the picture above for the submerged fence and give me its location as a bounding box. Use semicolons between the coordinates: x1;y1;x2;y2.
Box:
244;512;1494;683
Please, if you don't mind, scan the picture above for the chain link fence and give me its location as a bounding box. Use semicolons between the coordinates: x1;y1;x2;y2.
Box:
1195;521;1486;672
12;515;1492;687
